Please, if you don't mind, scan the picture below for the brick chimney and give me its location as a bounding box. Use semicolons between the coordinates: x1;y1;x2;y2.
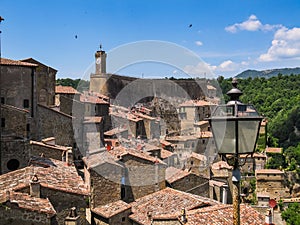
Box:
65;207;80;225
30;174;40;198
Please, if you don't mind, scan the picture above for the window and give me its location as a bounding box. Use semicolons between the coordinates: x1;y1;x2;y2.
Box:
23;99;29;108
26;124;30;132
1;118;5;128
0;97;4;104
122;217;126;222
7;159;20;171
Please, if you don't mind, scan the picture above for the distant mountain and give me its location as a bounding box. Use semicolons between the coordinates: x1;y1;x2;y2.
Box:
235;67;300;79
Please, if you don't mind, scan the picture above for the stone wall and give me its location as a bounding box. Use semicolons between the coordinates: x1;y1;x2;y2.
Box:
122;155;166;202
170;174;209;198
30;141;66;161
37;104;74;146
100;74;207;101
22;58;57;107
0;138;30;174
89;166;122;208
0;203;53;225
1;104;29;138
40;187;88;225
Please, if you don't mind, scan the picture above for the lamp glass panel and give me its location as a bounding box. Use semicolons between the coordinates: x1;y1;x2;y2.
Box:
238;120;260;154
211;120;236;154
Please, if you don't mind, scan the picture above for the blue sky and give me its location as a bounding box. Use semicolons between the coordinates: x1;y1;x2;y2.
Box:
1;0;300;79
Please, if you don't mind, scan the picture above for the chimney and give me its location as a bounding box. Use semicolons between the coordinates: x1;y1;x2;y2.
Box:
66;148;73;166
265;209;273;225
30;174;40;198
65;207;80;225
180;208;187;224
222;184;228;204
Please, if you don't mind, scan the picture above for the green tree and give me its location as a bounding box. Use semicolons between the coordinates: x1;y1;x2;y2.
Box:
281;203;300;225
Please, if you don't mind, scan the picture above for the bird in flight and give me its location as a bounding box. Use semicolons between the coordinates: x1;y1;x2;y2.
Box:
189;24;192;28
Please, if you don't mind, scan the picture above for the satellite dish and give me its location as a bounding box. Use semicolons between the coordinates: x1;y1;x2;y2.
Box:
269;199;277;208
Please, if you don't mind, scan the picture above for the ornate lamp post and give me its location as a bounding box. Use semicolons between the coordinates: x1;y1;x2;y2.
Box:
208;78;262;225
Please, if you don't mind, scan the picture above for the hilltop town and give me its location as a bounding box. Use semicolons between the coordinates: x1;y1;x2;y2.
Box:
0;49;299;225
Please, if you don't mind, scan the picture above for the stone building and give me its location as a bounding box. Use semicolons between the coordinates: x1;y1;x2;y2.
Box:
21;58;57;106
91;200;132;225
37;104;75;146
29;138;72;163
178;99;216;131
165;166;209;197
0;156;89;225
255;169;290;201
240;152;266;175
55;85;80;116
83;151;124;208
129;187;219;225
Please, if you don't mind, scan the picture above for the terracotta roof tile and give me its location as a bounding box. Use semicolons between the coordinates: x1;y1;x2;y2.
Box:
104;127;127;136
92;200;131;218
0;57;38;67
55;85;79;94
255;169;284;174
83;116;103;123
0;191;56;216
160;149;174;159
165;167;190;183
30;140;70;152
186;204;265;225
109;146;165;164
80;94;109;104
179;100;216;107
0;156;89;196
265;147;283;154
211;161;232;170
190;152;207;161
129;188;219;225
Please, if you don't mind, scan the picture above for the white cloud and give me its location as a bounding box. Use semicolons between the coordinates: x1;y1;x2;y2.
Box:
183;60;241;77
259;27;300;61
217;60;238;72
183;62;216;77
225;14;281;33
195;41;203;46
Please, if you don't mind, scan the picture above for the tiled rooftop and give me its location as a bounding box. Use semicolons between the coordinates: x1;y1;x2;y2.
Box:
211;161;232;170
185;204;265;225
80;94;109;104
83;116;103;123
104;127;127;136
55;85;79;94
0;191;56;216
109;146;165;164
129;187;219;225
0;156;89;196
92;200;131;218
165;167;190;183
0;57;38;67
179;100;216;107
265;147;283;154
160;149;174;159
190;152;207;161
83;151;122;169
255;169;284;174
30;140;70;152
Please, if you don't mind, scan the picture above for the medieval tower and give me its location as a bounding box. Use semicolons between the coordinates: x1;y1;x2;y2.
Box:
90;48;108;96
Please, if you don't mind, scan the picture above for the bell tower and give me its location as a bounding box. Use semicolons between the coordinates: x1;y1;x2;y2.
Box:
90;45;109;96
95;45;106;74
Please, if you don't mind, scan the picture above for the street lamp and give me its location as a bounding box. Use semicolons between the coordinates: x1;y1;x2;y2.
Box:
208;78;262;225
